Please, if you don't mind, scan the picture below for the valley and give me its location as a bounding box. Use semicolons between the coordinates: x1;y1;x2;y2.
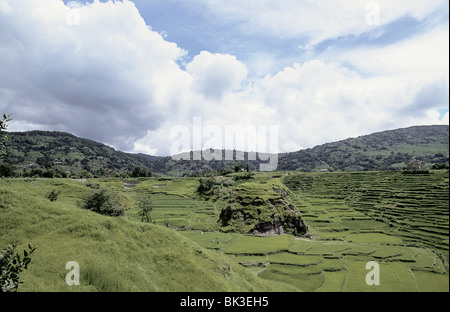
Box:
1;169;448;292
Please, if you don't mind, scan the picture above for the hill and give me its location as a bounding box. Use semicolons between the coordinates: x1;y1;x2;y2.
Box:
2;125;448;177
278;125;449;172
0;178;295;292
1;131;159;178
1;170;447;292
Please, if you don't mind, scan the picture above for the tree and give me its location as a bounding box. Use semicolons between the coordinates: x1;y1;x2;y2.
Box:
0;115;15;177
0;163;15;177
431;163;449;170
131;166;152;178
0;243;36;292
0;114;12;158
136;193;153;223
197;177;215;195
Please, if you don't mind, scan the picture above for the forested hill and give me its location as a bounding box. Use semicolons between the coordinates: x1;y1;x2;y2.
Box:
277;125;449;172
1;125;448;177
1;131;160;178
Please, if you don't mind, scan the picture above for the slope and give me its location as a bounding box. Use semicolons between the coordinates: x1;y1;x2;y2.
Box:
2;130;159;178
0;178;295;292
278;125;449;172
3;125;448;176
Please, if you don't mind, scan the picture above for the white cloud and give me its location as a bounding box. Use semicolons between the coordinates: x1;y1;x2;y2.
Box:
184;0;447;44
186;51;248;100
330;26;449;78
0;0;187;150
1;0;448;157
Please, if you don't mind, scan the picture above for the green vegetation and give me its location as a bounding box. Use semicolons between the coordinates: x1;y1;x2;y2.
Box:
78;188;125;217
0;243;36;292
0;114;12;158
278;125;448;172
217;176;308;236
3;125;448;177
0;178;295;292
136;193;153;223
1;122;448;292
1;113;36;293
2;169;447;292
2;131;156;178
46;189;61;202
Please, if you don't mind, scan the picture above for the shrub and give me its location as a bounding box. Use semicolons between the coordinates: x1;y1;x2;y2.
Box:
0;243;36;293
136;193;153;223
197;177;215;195
47;189;61;202
85;182;100;189
402;162;430;174
78;189;124;216
432;163;449;170
402;169;430;175
0;162;15;177
233;172;253;181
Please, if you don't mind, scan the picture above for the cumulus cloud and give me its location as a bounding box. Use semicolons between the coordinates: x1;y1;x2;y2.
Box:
0;0;187;150
186;51;248;100
1;0;448;157
253;53;449;151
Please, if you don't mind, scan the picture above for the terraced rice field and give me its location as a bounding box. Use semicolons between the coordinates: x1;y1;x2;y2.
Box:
285;171;449;263
128;192;219;231
180;231;447;292
151;193;219;230
126;171;449;291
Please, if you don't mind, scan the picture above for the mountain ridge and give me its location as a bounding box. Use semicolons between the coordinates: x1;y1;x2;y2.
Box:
1;125;448;177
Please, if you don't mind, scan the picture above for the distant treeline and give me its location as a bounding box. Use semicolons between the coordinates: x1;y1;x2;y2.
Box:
0;162;151;179
1;125;448;177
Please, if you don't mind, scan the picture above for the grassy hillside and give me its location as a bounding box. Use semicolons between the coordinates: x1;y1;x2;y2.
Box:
1;169;448;292
0;178;295;292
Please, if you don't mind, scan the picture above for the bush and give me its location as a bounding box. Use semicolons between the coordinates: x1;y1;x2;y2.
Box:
402;162;430;174
136;193;153;223
0;162;15;177
233;172;254;181
0;243;36;293
432;163;449;170
402;169;430;175
197;177;215;195
47;189;61;202
130;166;152;178
78;189;124;216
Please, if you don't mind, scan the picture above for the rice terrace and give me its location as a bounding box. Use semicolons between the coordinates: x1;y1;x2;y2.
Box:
1;158;448;292
1;0;450;299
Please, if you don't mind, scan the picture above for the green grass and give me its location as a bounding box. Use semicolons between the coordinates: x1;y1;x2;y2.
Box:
268;253;322;266
1;169;448;292
0;178;295;292
134;177;199;198
412;270;450;292
224;235;293;255
343;260;417;292
345;232;403;244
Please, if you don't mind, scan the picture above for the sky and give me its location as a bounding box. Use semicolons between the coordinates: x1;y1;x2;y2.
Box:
0;0;448;156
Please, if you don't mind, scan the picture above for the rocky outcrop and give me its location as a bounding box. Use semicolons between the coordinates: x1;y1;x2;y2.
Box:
218;183;309;236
